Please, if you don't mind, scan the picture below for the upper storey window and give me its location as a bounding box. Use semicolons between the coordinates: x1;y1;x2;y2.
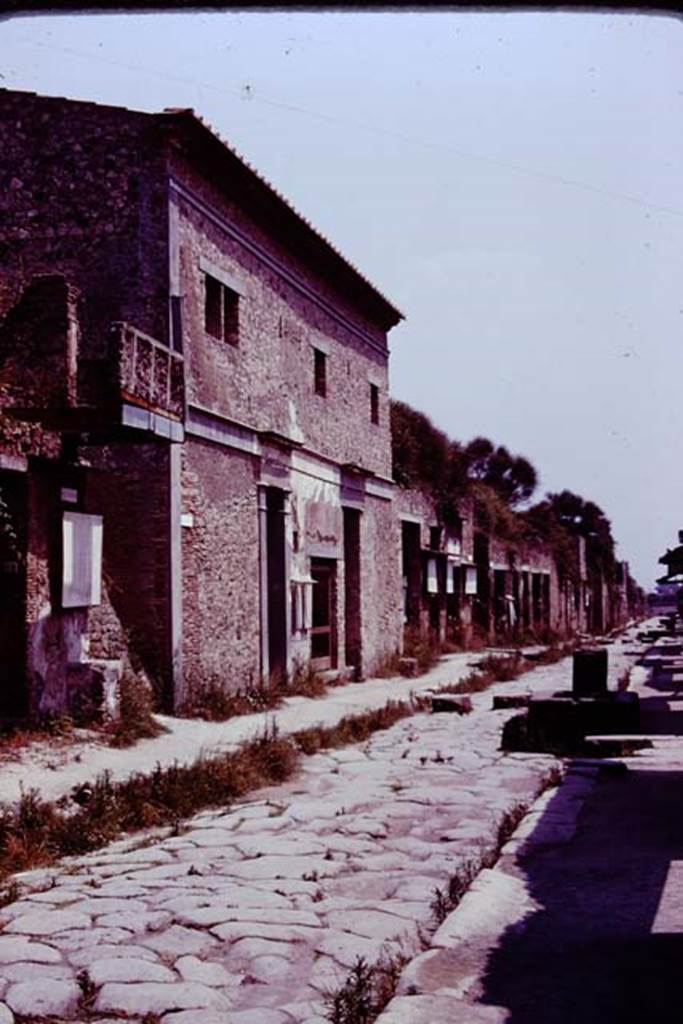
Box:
313;347;327;397
204;272;239;346
370;383;379;424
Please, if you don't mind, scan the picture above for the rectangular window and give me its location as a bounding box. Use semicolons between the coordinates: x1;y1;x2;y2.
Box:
370;383;379;424
204;273;239;345
314;347;327;397
429;526;442;551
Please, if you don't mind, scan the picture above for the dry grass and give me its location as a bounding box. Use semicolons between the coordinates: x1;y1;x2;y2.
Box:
179;675;280;722
106;671;167;748
293;698;425;756
179;661;327;723
0;698;428;885
402;627;443;673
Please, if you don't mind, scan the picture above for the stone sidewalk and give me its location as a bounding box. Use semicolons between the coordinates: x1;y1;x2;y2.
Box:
0;629;646;1023
375;623;678;1024
0;649;517;807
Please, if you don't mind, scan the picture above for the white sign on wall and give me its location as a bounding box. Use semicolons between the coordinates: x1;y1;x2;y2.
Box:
62;512;103;608
465;565;478;595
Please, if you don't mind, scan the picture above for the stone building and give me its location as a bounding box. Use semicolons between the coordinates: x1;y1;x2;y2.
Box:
0;88;403;719
393;485;635;646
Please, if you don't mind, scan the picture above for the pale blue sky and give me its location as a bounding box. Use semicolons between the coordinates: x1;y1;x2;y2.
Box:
2;10;682;587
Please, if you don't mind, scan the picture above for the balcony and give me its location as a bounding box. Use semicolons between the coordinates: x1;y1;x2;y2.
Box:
110;322;184;422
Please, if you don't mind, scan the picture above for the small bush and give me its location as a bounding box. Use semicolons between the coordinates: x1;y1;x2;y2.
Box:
402;627;442;673
107;671;166;748
324;950;409;1024
286;660;327;699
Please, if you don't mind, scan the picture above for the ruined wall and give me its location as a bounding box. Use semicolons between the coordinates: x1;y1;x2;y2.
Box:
0;89;169;355
23;459;131;719
83;443;173;705
180;437;261;700
172;169;392;479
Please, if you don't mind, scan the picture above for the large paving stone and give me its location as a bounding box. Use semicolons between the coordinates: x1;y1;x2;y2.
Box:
211;921;320;944
162;1012;235;1024
4;909;91;935
140;925;219;957
69;896;149;916
243;954;294;984
6;978;81;1017
322;908;413;942
47;926;132;950
174;955;240;987
0;963;75;984
314;931;386;968
96;909;172;932
88;956;177;984
70;942;162;967
0;936;62;964
96;980;231;1015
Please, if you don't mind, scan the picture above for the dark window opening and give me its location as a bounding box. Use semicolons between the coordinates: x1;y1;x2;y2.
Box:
204;273;239;345
370;383;379;424
429;526;442;551
314;348;327;397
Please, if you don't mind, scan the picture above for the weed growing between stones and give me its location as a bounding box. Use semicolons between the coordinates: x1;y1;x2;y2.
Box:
324;949;410;1024
0;698;427;884
106;670;167;748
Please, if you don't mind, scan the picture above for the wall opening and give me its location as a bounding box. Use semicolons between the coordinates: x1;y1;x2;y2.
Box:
266;487;287;683
311;557;337;670
0;469;28;720
343;507;361;672
401;520;421;629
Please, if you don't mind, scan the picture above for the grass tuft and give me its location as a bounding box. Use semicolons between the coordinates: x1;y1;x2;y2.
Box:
0;698;427;886
106;671;167;748
324;950;410;1024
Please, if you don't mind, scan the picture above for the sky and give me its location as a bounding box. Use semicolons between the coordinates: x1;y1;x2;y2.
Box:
1;8;682;588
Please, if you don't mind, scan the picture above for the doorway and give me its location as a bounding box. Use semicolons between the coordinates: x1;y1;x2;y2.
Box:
311;558;337;670
343;508;361;672
265;487;287;683
0;470;28;720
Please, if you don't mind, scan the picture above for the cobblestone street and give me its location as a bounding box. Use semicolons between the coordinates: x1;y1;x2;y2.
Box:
0;636;642;1024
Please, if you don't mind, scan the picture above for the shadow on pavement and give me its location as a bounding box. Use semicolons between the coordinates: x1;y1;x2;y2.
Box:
477;767;683;1023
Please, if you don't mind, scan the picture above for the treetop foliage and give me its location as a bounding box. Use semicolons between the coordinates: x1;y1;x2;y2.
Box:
390;399;618;581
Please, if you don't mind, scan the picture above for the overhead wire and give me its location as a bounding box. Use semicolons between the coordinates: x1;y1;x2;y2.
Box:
5;33;683;220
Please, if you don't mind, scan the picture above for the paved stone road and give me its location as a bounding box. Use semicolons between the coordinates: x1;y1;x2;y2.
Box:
0;632;643;1023
375;626;682;1024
